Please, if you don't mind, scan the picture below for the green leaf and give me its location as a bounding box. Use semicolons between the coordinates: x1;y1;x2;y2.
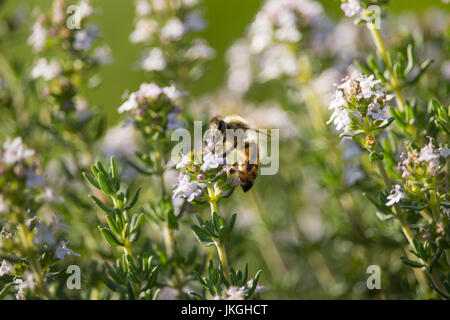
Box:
369;151;384;162
82;172;100;189
110;156;118;182
98;172;114;196
245;270;263;299
124;187;141;211
0;282;14;300
191;225;214;246
99;226;124;247
106;215;121;235
400;257;424;268
89;195;114;213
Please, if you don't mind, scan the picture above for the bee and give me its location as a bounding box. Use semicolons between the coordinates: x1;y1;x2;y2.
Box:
209;115;269;192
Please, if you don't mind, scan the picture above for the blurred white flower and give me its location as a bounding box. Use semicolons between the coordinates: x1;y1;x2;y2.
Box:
186;39;215;60
1;137;35;165
79;0;94;19
135;0;152;16
0;260;13;276
141;48;167;71
226;41;252;94
0;194;7;214
55;240;80;260
35;222;56;246
14;271;35;300
225;286;246;300
31;58;61;80
417;143;440;163
341;0;363;18
130;19;157;43
118;92;138;113
344;163;364;186
386;184;407;206
27;21;47;53
438;145;449;158
93;45;114;65
137;82;162;100
258;44;299;82
161;18;185;41
101;125;139;159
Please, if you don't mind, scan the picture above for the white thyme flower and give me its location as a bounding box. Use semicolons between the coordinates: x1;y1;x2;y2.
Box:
0;194;8;214
135;0;152;16
258;44;299;82
386;184;407;207
141;48;167;71
417;143;440;163
55;240;80;260
367;102;389;121
162;84;187;101
341;0;363;18
327;91;352;133
93;45;114;65
118;92;138;113
137;82;162;100
226;286;246;300
14;272;35;300
52;0;65;25
247;279;266;294
1;137;35;165
0;260;13;276
31;58;61;81
438;145;449;158
172;173;206;202
79;0;94;19
130;19;157;43
357;75;382;99
161;18;185;41
200;151;223;172
176;153;192;169
27;21;47;53
185;39;216;60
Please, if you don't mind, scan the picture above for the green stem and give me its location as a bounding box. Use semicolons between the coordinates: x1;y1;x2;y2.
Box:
207;184;230;283
367;23;407;115
374;145;414;246
214;240;231;283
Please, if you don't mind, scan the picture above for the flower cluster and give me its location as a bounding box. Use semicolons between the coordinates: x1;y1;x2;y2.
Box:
173;137;238;204
118;82;185;140
327;73;392;136
130;0;215;80
226;0;331;94
29;0;112;116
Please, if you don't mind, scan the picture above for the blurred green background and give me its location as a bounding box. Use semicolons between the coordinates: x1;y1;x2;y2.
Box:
3;0;448;125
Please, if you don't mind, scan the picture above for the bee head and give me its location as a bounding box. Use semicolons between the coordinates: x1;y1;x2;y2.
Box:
210;116;226;133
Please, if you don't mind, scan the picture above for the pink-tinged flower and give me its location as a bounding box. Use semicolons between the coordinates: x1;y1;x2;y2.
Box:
172;173;206;202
